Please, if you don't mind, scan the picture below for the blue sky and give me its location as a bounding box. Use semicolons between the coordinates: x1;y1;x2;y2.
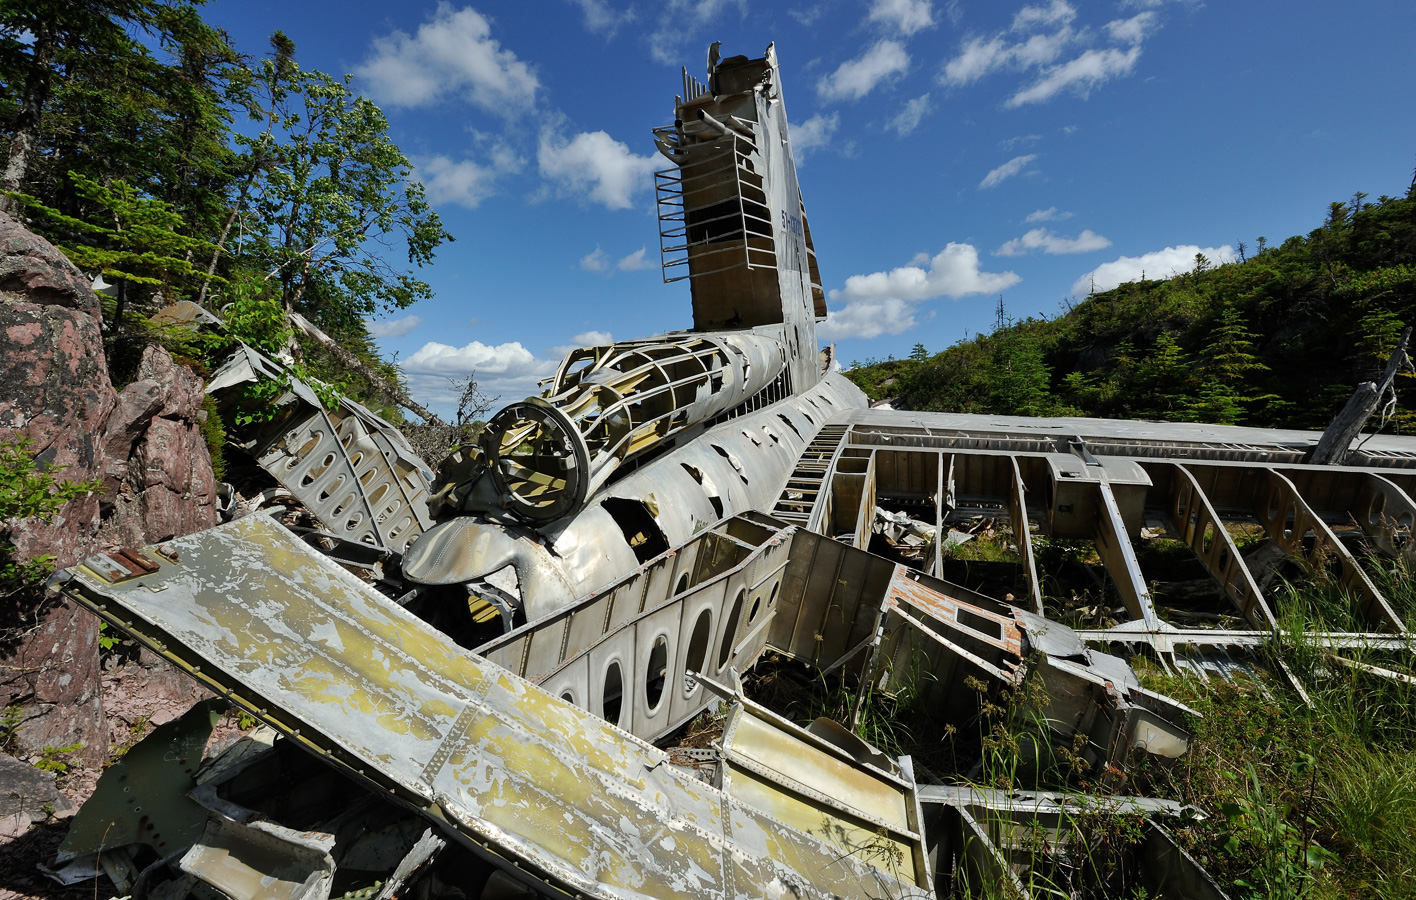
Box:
202;0;1416;415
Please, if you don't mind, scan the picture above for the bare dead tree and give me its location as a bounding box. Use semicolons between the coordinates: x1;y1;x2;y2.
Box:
449;373;497;427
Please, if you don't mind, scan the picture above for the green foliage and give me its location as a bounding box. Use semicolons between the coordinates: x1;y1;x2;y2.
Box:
0;437;103;597
0;705;21;751
97;620;121;652
200;393;227;480
2;9;452;417
9;171;221;289
848;189;1416;431
33;741;83;775
1136;616;1416;900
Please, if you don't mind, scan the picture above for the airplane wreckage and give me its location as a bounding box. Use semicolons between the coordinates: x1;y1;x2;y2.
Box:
41;43;1416;900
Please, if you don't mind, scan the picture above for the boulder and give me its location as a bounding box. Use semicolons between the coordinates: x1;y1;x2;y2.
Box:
0;211;217;771
99;344;218;546
0;752;75;841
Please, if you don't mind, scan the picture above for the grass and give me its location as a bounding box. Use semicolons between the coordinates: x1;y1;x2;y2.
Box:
1134;625;1416;900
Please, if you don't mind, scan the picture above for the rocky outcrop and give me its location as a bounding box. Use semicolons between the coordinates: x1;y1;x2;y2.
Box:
99;345;219;546
0;211;218;770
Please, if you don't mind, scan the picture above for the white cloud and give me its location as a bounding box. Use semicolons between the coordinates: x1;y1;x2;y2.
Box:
580;246;610;271
538;129;657;210
617;247;655;271
568;0;635;36
404;338;558;406
818;40;910;101
356;5;538;114
791;113;839;160
1107;10;1158;43
834;243;1021;303
1024;206;1072;223
548;330;615;359
1072;244;1237;296
647;0;747;66
1012;0;1076;31
415;146;522;208
1000;133;1042;151
365;315;423;338
942;25;1075;86
1007;45;1141;106
869;0;935;36
887;94;932;136
979;154;1037;189
996;228;1110;256
820;298;917;340
941;0;1160;104
943;36;1010;86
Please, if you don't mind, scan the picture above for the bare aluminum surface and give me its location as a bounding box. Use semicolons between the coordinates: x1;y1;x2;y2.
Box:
60;513;928;900
209;345;434;554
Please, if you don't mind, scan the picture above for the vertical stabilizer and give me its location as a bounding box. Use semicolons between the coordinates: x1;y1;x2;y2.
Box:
654;44;825;390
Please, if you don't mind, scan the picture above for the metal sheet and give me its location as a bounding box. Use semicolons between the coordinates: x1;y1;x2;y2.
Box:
61;513;926;900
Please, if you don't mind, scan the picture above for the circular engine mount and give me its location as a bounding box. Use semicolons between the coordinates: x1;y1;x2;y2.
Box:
481;399;591;524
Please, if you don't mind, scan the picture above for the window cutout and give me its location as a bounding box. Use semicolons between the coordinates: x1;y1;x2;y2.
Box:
675;573;690;595
603;661;624;726
646;635;669;712
560;691;575;705
718;589;745;670
601;498;670;563
686;609;712;689
748;595;761;623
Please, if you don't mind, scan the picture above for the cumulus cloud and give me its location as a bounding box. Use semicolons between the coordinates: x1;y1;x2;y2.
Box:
365;315;423;338
404;338;558;407
1007;45;1141;106
979;154;1037;189
823;244;1020;340
940;0;1160;105
887;94;932;136
820;297;917;340
538;129;657;210
415;145;522;208
868;0;935;35
835;243;1021;303
567;0;634;36
1024;206;1071;223
356;5;538;114
617;247;654;271
791;113;840;160
818;40;910;101
997;228;1110;256
580;246;610;271
1072;244;1237;296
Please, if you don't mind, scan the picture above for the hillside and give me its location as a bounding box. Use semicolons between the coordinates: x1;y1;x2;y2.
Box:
849;182;1416;432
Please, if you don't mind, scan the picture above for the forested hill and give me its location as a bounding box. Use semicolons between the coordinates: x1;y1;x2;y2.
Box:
848;182;1416;433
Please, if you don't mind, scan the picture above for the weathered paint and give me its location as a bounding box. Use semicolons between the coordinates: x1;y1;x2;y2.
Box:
62;513;930;900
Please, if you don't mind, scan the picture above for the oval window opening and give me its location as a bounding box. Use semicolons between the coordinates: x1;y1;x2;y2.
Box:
560;691;575;705
748;595;762;623
646;636;669;712
686;609;712;690
675;573;690;595
718;590;745;670
603;661;624;726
